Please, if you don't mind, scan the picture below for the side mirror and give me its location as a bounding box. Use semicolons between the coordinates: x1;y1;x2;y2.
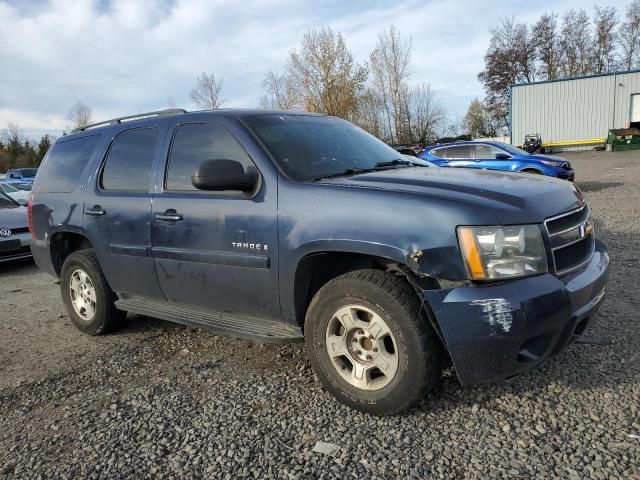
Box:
16;198;27;206
191;159;258;192
495;153;511;160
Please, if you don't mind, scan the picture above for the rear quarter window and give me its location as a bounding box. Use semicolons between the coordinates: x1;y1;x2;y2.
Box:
33;135;101;193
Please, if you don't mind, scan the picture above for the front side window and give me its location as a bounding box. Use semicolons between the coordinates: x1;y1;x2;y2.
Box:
100;128;158;191
442;146;472;159
472;144;504;159
166;123;253;191
242;114;404;181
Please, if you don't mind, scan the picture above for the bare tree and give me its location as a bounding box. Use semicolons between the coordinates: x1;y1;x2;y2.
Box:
403;83;445;144
620;0;640;69
68;101;93;129
592;6;619;73
166;96;176;109
260;70;300;110
369;26;413;144
286;27;367;119
353;88;387;140
533;13;560;80
190;72;224;110
559;9;593;76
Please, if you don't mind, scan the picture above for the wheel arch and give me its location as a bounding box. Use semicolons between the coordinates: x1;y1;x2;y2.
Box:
290;249;438;331
50;230;95;276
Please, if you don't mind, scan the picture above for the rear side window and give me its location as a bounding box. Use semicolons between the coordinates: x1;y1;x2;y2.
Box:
165;123;253;191
100;128;159;191
32;135;101;193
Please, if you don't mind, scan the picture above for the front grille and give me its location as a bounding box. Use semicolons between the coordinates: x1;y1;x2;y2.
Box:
554;237;594;272
546;205;589;235
545;204;594;275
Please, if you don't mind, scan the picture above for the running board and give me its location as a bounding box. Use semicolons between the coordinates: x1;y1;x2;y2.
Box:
114;298;303;343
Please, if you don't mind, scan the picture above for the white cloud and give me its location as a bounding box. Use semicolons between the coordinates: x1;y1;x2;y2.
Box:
0;0;600;140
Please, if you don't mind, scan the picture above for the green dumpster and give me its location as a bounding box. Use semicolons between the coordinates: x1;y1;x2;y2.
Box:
608;128;640;151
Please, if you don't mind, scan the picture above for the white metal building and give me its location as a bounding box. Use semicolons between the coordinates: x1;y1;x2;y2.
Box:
510;69;640;148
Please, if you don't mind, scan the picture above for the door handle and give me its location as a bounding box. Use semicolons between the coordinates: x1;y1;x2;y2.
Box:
85;205;106;216
155;210;183;222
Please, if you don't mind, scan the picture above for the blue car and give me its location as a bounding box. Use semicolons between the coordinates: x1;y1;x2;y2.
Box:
420;141;575;181
4;168;38;185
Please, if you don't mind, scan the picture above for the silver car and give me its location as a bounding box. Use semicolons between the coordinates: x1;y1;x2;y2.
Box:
0;190;31;263
0;182;30;204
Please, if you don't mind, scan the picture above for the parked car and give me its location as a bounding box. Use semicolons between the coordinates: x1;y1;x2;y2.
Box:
0;182;30;204
420;141;575;181
30;109;607;415
0;190;32;263
4;168;38;185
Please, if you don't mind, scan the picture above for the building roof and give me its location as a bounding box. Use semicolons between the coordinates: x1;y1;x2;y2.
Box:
511;68;640;88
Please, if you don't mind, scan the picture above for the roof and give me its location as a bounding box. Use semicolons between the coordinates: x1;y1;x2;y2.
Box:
63;108;327;140
424;140;506;150
510;68;640;88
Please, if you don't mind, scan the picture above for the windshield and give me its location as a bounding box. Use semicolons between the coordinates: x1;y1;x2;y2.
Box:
0;183;19;193
243;114;406;181
13;183;32;191
494;142;530;156
0;190;18;208
17;168;38;177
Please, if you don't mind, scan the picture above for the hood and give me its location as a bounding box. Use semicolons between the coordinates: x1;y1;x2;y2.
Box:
318;166;583;224
0;205;28;230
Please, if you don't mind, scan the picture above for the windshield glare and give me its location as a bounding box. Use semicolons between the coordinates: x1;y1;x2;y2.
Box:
0;183;19;193
243;115;405;181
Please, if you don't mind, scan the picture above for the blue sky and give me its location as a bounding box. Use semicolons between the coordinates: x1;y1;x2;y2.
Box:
0;0;625;140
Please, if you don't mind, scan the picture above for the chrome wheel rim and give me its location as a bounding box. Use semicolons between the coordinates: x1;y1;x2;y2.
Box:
325;304;399;391
69;269;97;321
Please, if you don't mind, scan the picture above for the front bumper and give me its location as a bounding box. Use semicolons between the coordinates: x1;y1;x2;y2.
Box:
0;232;32;263
556;169;575;181
423;240;608;385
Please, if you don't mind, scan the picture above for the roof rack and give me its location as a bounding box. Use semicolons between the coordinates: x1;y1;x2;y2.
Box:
72;108;187;133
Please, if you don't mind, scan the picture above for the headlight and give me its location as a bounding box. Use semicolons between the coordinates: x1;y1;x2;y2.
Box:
457;225;547;280
540;159;564;167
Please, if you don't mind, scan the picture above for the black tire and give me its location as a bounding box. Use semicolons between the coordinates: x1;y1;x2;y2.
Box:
304;269;442;415
60;249;125;335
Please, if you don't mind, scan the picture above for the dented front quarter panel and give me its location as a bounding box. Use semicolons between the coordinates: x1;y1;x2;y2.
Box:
277;176;499;324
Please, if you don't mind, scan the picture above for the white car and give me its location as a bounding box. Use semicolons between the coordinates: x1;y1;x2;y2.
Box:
0;182;29;204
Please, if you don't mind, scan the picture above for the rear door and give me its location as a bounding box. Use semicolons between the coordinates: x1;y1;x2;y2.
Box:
150;120;280;320
83;126;165;300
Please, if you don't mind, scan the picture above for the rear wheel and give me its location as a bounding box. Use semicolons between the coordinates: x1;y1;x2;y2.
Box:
305;269;442;415
60;250;125;335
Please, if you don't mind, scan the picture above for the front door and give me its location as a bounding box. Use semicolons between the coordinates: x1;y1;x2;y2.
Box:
84;126;165;300
150;121;280;321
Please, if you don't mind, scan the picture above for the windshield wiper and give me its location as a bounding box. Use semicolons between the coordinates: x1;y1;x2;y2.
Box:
374;158;414;168
313;167;377;181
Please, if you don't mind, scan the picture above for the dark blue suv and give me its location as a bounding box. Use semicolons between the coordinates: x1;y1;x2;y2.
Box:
420;141;575;181
29;109;607;415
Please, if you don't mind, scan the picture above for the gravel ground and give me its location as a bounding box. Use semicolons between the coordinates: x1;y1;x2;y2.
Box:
1;150;639;479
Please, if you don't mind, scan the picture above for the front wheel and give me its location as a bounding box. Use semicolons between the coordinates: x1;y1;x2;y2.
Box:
305;270;442;415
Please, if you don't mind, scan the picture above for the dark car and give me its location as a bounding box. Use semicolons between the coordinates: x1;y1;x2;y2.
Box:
0;190;31;263
30;109;607;415
420;141;575;181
